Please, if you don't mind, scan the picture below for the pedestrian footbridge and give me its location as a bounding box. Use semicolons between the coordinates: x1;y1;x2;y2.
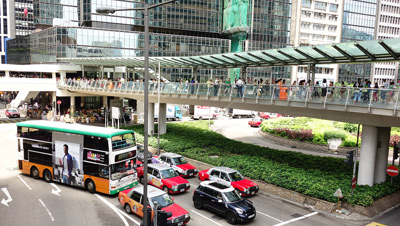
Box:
57;80;399;128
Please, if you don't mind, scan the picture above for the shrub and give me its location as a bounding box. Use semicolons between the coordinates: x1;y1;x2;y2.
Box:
312;133;327;145
390;135;400;147
272;128;314;142
324;130;347;141
344;123;358;133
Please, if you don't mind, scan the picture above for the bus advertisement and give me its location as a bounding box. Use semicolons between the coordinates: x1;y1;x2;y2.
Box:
17;121;138;195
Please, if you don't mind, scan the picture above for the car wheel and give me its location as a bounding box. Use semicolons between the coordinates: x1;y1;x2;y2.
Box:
43;170;52;182
139;176;144;184
125;204;132;214
31;166;39;179
194;198;203;209
86;180;96;193
163;186;169;194
199;116;202;120
226;211;237;225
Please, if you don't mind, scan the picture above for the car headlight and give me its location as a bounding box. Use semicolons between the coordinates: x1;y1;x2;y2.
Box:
255;185;259;190
244;188;249;193
194;169;197;172
172;186;177;190
183;170;188;175
235;208;243;214
186;183;190;187
185;213;190;219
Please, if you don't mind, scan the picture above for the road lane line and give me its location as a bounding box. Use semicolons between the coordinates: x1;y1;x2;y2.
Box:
273;211;318;226
95;194;129;226
256;211;283;222
116;207;140;225
18;176;32;190
38;199;55;221
191;210;223;226
11;120;17;123
190;183;198;188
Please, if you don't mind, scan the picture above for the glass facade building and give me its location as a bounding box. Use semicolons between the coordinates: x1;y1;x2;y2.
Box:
339;0;377;83
15;0;35;37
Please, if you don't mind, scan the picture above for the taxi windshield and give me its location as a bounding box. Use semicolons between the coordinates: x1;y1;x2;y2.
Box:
171;157;188;165
151;194;174;208
229;172;244;182
160;169;178;179
223;190;242;203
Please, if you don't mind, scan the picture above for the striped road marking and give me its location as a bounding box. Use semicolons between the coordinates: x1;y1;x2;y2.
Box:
191;210;224;226
273;212;318;226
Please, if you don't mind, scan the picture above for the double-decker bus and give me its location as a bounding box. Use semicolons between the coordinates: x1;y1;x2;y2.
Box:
16;120;138;195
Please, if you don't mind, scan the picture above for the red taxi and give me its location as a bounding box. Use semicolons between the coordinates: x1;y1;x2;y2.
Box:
198;167;259;196
137;163;190;194
119;185;190;225
153;153;198;177
248;117;264;127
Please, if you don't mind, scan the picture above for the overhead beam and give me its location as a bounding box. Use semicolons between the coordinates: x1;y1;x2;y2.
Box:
189;57;214;67
354;43;376;60
210;56;234;66
261;52;287;65
312;46;336;62
378;40;399;59
247;53;273;66
233;54;261;66
277;50;302;64
294;48;318;63
220;55;244;66
332;44;355;62
199;57;223;67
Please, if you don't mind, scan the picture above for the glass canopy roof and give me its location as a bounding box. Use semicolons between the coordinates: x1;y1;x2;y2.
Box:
60;38;400;69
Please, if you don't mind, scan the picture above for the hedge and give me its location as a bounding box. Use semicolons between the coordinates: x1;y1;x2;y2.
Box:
124;121;400;206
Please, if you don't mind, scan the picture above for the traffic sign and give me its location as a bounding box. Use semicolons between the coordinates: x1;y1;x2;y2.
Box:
57;100;61;105
351;177;357;189
386;166;399;177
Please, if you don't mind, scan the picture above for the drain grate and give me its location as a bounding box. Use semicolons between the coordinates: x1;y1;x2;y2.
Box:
291;213;303;218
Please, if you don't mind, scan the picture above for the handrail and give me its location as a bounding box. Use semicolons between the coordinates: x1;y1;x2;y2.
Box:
57;79;399;112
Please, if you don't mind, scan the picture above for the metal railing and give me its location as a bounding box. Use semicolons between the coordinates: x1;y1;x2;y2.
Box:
57;79;400;114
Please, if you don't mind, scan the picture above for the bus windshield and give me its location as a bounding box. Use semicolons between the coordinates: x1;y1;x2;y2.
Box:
160;169;178;179
110;159;135;180
112;133;136;151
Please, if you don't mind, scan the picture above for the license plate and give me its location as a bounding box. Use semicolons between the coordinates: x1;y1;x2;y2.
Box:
180;189;184;192
189;173;193;176
251;191;255;195
248;214;255;218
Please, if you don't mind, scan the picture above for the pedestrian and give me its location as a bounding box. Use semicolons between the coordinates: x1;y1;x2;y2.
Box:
353;78;363;105
214;77;220;96
321;79;328;99
236;78;244;97
279;79;288;100
314;81;320;99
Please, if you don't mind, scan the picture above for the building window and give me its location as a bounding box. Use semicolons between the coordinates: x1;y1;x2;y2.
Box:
301;10;312;18
329;4;338;12
2;0;6;16
301;22;311;29
314;1;327;10
3;18;7;34
302;0;312;8
328;25;337;32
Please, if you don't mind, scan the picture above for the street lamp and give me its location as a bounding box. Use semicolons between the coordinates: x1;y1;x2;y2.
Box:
97;1;178;226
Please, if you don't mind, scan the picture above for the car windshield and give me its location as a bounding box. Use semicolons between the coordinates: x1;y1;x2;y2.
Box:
110;159;135;180
229;172;244;182
150;194;174;208
160;169;178;179
223;190;242;203
9;109;17;112
171;157;188;165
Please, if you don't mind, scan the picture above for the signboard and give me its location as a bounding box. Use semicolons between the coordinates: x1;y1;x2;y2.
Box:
57;100;61;105
115;151;136;162
351;177;357;189
112;107;121;119
84;149;108;164
386;166;399;177
333;188;343;198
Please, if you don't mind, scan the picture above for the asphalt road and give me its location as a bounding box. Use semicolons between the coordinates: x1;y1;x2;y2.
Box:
0;120;383;226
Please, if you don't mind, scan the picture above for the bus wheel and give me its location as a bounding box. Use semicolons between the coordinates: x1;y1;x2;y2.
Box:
31;166;39;179
43;169;52;182
86;180;96;193
125;204;132;214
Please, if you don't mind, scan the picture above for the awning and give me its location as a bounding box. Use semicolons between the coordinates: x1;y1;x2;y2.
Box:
60;38;400;69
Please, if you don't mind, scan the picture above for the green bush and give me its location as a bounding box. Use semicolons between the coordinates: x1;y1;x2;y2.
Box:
344;123;358;133
324;130;347;141
124;121;400;206
312;133;327;145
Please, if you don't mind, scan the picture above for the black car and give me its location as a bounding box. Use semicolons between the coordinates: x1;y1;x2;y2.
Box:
193;181;256;224
136;143;153;165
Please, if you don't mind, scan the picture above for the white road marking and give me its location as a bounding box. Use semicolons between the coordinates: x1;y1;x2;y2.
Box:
273;211;318;226
115;207;140;225
50;183;61;196
38;199;55;221
190;183;198;188
257;211;283;222
95;194;129;226
18;176;32;190
191;210;224;226
1;188;12;207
